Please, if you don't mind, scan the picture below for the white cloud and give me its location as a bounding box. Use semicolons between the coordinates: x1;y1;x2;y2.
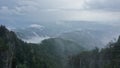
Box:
63;10;120;22
29;24;44;29
17;0;85;9
0;0;120;23
15;0;120;11
0;6;11;14
0;6;24;15
22;31;50;43
6;26;16;30
84;0;120;11
22;36;50;43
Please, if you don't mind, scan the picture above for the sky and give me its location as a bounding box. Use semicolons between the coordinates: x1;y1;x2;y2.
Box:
0;0;120;28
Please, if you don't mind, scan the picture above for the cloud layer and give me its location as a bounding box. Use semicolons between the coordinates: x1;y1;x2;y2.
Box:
0;0;120;26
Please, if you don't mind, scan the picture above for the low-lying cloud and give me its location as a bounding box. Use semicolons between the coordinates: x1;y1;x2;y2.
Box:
22;36;50;43
29;24;44;29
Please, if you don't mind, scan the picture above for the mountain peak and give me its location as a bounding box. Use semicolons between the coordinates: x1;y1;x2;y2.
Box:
0;25;9;37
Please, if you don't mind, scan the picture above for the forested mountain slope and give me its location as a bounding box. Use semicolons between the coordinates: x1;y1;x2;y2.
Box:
68;36;120;68
0;25;84;68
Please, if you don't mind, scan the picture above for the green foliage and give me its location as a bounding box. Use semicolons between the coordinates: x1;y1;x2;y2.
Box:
0;38;8;51
17;64;28;68
0;25;120;68
0;26;84;68
68;36;120;68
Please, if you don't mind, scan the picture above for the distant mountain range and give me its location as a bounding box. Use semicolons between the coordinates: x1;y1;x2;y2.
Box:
10;21;120;48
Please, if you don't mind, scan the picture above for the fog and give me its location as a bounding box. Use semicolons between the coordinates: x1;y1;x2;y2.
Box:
22;36;50;43
0;0;120;68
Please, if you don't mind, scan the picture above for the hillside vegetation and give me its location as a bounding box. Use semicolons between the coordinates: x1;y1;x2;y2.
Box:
0;25;120;68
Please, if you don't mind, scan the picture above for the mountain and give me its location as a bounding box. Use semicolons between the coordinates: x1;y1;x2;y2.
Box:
58;30;104;49
13;21;120;45
0;25;84;68
0;25;120;68
38;38;85;68
0;25;26;68
14;27;50;43
68;35;120;68
40;38;84;56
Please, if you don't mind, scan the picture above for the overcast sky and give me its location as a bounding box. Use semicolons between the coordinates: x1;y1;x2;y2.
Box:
0;0;120;27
